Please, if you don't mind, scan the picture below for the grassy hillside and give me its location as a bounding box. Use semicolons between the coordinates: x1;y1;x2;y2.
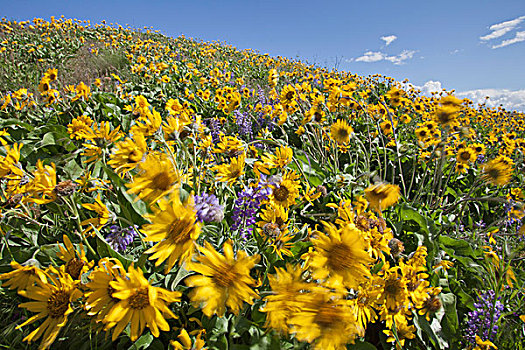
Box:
0;17;524;350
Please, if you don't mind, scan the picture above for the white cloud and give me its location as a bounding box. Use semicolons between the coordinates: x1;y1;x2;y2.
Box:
420;81;443;95
355;51;386;63
480;15;525;49
381;35;397;46
386;50;416;65
402;80;443;96
492;30;525;48
402;81;525;111
354;49;416;65
457;88;525;111
480;15;525;41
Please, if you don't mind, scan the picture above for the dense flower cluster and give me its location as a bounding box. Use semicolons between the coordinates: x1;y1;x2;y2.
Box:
0;16;523;350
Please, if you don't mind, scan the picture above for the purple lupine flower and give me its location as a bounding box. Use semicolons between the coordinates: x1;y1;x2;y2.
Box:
207;118;221;143
234;111;253;139
194;193;224;223
106;225;138;252
231;177;275;239
464;290;504;347
257;87;267;105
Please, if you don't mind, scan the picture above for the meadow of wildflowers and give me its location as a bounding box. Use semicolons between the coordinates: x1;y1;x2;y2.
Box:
0;16;524;350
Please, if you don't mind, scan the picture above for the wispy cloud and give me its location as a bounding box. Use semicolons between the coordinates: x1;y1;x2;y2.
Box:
480;15;525;48
491;30;525;49
353;49;416;65
380;35;397;46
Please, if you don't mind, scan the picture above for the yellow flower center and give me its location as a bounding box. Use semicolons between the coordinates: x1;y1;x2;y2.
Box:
423;296;442;313
336;127;349;140
487;168;501;180
384;277;403;297
459;151;471;161
168;217;194;244
285;91;294;100
129;288;150;310
152;171;172;191
47;290;70;318
314;304;341;328
212;266;236;288
436;109;455;124
228;167;242;179
327;243;353;271
66;258;85;280
273;185;290;202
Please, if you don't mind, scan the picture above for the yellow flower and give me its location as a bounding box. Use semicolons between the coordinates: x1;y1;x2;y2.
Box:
27;160;57;204
17;267;82;350
213;134;244;156
280;84;296;106
309;222;372;288
364;183;400;211
126;153;181;204
67;115;93;140
80;194;110;236
289;287;360;349
303;183;322;203
433;106;458;127
270;170;301;208
212;153;245;185
163;115;192;141
56;234;94;279
257;146;293;174
267;230;295;259
44;68;58;81
457;147;476;164
108;132;148;174
131;107;163;136
474;335;498;350
379;264;408;311
170;329;207;350
482;157;513;186
0;260;47;291
76;120;122;144
386;87;405;107
349;277;382;334
71;81;91;102
186;240;260;317
85;258;125;323
261;263;309;334
418;291;443;322
330;119;353;145
142;191;201;272
383;314;416;349
104;264;181;341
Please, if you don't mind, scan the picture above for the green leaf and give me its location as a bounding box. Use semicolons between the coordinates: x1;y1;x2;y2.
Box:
440;292;459;342
399;203;428;234
413;313;449;350
129;333;153;350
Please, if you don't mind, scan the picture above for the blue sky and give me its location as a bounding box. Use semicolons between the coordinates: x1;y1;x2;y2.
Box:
2;0;525;110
